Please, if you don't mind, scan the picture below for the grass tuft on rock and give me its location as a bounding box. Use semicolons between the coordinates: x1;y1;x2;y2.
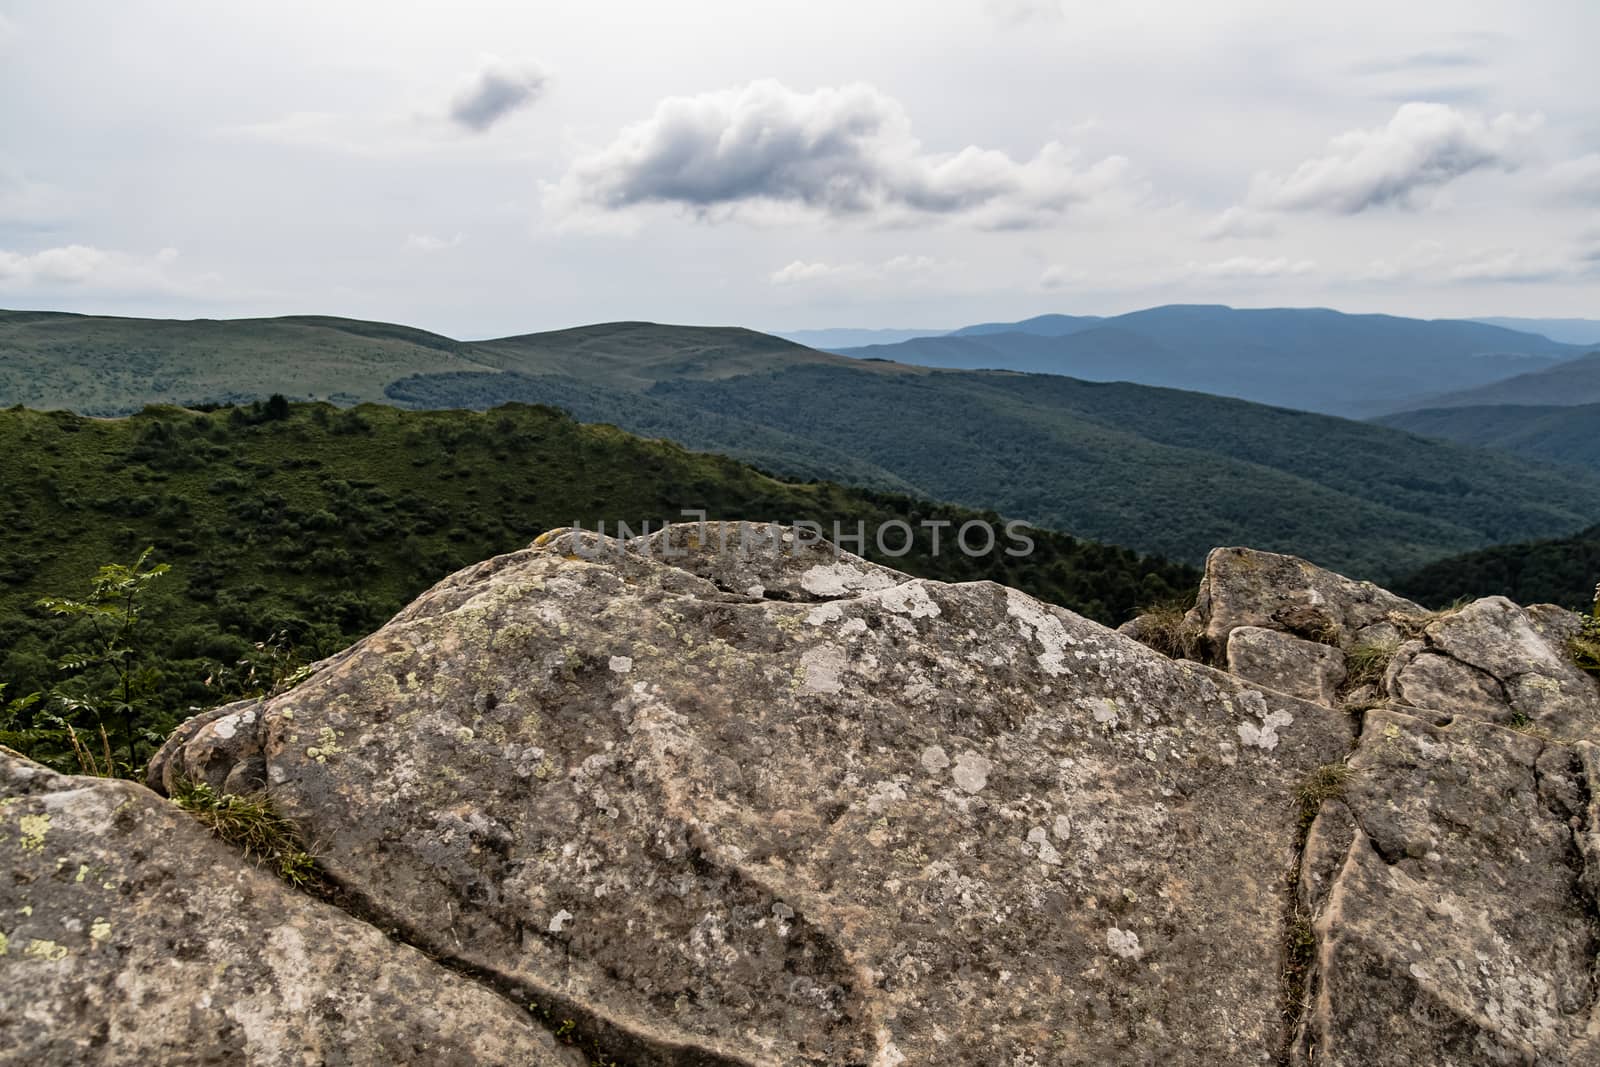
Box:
1297;763;1354;830
171;779;317;887
1128;597;1201;660
1343;640;1399;688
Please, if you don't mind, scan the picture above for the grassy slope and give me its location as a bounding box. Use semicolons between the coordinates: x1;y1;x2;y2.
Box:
1374;403;1600;472
0;402;1196;709
0;309;496;414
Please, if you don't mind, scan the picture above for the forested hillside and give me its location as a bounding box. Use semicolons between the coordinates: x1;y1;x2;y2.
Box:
1392;524;1600;610
1375;403;1600;472
0;401;1195;768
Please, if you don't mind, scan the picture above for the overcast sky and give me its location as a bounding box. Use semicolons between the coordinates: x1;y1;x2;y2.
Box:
1;0;1596;336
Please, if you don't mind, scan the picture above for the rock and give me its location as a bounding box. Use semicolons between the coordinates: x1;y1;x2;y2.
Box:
1290;711;1600;1064
0;748;583;1066
1387;651;1509;723
153;522;1352;1066
1419;598;1600;741
1187;547;1424;659
1226;626;1347;707
1191;548;1600;740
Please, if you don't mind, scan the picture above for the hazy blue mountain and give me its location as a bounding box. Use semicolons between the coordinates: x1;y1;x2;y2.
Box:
775;326;943;349
1400;352;1600;409
838;305;1582;417
947;313;1105;338
1472;317;1600;346
1375;403;1600;471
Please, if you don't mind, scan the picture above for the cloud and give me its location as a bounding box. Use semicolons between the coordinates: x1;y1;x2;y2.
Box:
1546;154;1600;204
404;232;464;252
0;244;211;294
770;254;947;286
547;80;1133;230
0;167;70;225
1244;102;1541;215
984;0;1064;25
447;56;548;132
1360;234;1600;285
1189;255;1317;279
1201;206;1277;241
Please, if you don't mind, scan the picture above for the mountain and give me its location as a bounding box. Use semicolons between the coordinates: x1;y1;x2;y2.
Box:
775;326;942;348
1391;522;1600;610
1473;316;1600;346
947;312;1105;338
7;308;1600;579
1396;351;1600;409
634;365;1600;578
837;305;1583;417
0;308;495;415
1375;403;1600;471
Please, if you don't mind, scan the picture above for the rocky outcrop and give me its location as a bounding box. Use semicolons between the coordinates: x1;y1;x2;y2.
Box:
145;523;1353;1065
1139;545;1600;1064
0;747;584;1065
11;527;1600;1064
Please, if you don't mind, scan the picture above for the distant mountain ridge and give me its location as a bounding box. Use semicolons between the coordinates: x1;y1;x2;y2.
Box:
1394;351;1600;410
1472;316;1600;346
5;306;1600;579
836;304;1583;417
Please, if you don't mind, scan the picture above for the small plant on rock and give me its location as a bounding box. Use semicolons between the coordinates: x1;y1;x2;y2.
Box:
1297;763;1355;829
1343;640;1399;688
170;779;318;887
1571;583;1600;677
1128;597;1201;660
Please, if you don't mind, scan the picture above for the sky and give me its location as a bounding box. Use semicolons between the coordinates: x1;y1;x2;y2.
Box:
0;0;1597;337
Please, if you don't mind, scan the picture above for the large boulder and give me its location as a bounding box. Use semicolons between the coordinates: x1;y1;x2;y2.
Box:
151;522;1352;1066
0;748;583;1065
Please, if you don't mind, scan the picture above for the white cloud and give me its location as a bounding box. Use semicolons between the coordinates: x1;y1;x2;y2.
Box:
0;245;212;294
984;0;1064;26
405;232;464;252
1244;102;1541;214
1545;153;1600;204
771;254;948;286
1359;233;1600;285
447;55;548;132
1201;205;1277;241
546;80;1134;231
1190;255;1317;279
0;167;70;225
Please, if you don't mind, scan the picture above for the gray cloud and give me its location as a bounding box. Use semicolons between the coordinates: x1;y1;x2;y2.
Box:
448;56;548;132
547;80;1132;229
1547;154;1600;204
1245;102;1540;214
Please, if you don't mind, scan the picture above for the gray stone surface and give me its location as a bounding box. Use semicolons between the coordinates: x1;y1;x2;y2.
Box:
0;748;583;1066
1290;712;1600;1065
1187;546;1424;658
1226;625;1348;706
152;522;1351;1066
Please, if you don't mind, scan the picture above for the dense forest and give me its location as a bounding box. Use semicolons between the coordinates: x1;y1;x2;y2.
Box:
0;400;1196;775
1391;523;1600;610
